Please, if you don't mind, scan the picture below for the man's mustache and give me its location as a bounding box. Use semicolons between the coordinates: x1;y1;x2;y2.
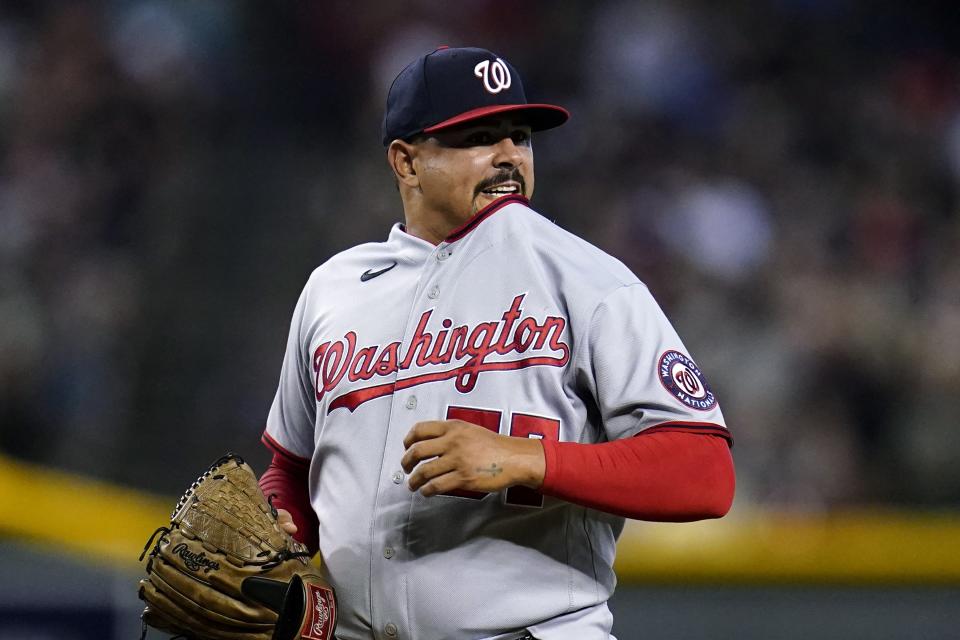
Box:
474;169;526;197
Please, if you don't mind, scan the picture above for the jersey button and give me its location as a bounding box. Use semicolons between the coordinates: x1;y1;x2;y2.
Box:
436;248;451;261
383;547;395;559
392;471;404;484
427;285;440;299
405;396;417;409
384;622;398;637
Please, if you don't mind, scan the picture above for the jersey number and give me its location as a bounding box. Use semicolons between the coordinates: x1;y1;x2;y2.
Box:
444;406;560;508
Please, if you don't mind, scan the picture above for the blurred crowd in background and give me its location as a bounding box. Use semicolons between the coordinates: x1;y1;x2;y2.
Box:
1;0;958;509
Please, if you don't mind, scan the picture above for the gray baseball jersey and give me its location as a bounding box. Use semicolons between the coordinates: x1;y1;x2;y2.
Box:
265;195;728;640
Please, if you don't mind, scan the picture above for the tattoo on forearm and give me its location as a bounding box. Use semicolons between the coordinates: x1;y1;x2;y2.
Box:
477;463;503;477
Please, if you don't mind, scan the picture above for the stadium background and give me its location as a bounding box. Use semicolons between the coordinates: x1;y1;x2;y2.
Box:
0;1;958;638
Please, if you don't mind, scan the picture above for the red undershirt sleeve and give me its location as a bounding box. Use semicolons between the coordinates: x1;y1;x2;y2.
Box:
258;444;319;555
539;430;735;521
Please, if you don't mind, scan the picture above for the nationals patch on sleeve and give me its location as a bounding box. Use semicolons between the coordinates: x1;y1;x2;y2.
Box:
658;350;717;411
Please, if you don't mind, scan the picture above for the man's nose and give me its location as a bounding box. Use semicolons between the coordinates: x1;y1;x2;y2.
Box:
492;136;524;169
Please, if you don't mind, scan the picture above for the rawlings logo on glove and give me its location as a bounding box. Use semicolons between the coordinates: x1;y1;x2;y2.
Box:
172;543;220;573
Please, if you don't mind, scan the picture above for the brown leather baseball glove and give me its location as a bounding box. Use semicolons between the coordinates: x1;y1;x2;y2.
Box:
138;453;336;640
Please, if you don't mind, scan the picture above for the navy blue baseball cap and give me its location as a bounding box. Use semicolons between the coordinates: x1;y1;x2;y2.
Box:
382;46;569;146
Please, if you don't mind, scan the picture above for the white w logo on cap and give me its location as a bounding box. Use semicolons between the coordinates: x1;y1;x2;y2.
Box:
474;58;512;94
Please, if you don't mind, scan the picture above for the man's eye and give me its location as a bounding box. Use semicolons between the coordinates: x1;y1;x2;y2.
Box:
467;132;494;145
512;131;531;145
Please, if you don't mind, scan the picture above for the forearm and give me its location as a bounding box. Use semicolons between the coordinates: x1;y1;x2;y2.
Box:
539;431;735;521
259;445;319;553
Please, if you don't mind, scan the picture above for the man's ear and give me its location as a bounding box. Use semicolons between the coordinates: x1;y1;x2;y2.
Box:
387;140;420;189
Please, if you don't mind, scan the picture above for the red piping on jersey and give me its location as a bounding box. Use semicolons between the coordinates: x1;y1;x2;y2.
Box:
641;421;733;446
445;194;528;242
261;431;311;469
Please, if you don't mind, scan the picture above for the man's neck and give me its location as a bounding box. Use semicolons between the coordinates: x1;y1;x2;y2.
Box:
402;219;447;246
403;204;474;246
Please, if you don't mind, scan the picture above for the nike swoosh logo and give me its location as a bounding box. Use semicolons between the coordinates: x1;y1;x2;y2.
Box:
360;261;398;282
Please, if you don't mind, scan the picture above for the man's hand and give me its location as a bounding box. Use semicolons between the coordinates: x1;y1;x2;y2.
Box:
401;419;546;497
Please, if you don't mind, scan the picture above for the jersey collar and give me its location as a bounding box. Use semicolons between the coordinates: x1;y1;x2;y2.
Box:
388;221;437;260
445;194;529;243
392;194;529;249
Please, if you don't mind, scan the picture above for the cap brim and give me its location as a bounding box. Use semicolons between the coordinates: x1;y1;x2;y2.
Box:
423;103;570;135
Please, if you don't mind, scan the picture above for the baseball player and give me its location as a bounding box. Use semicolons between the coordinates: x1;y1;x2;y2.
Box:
259;46;734;640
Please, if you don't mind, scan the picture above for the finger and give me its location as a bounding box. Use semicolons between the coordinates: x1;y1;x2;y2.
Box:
276;509;298;534
400;437;448;474
407;456;458;492
419;470;468;498
403;420;450;449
